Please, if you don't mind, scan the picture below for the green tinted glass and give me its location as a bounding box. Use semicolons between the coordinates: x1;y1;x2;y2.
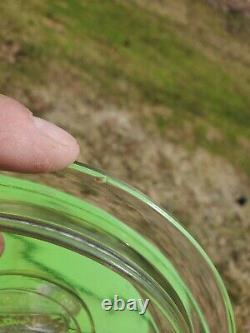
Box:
0;162;235;333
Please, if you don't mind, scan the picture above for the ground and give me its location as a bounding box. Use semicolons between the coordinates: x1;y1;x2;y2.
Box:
0;0;249;331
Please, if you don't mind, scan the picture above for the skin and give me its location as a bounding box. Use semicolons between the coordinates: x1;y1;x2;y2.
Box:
0;94;80;256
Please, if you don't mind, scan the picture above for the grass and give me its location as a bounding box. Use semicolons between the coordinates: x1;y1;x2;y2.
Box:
0;0;249;174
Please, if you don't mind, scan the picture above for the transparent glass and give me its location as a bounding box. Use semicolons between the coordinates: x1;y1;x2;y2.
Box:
0;162;235;333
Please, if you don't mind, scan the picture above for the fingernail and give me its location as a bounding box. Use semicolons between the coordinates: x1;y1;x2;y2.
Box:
33;116;77;147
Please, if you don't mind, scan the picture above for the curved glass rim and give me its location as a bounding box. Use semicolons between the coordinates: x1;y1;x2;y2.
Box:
69;161;236;333
0;161;236;332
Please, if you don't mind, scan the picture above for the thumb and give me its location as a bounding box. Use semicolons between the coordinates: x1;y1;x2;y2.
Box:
0;95;80;173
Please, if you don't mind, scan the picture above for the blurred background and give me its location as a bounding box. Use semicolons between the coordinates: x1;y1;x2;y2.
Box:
0;0;249;331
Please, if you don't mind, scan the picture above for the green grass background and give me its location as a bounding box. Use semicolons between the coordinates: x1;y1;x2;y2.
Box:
0;0;250;175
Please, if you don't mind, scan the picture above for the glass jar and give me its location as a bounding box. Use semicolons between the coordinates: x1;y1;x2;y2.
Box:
0;162;235;332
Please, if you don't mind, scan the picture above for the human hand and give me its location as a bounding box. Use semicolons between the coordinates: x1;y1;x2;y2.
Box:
0;94;80;255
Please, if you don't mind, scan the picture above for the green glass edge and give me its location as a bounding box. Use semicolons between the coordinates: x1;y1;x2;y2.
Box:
70;162;236;333
0;172;196;332
0;162;236;332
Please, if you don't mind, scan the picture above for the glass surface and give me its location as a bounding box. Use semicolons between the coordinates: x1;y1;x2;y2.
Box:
0;162;235;332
